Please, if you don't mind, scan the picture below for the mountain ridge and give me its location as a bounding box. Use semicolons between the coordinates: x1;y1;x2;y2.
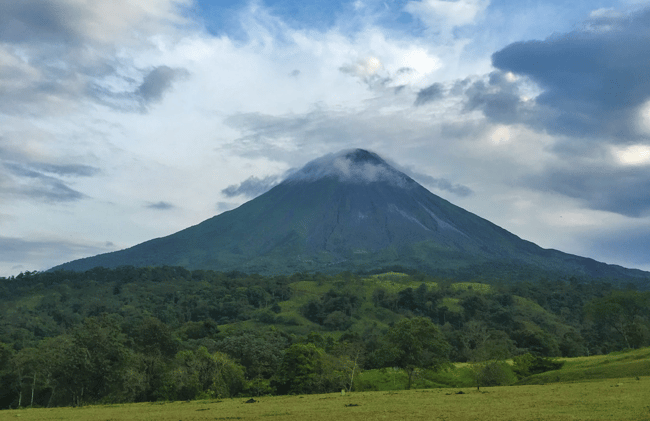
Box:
51;149;650;287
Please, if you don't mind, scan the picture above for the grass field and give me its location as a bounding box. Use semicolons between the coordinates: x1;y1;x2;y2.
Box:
519;347;650;385
4;377;649;421
358;365;477;390
5;348;650;420
359;348;650;391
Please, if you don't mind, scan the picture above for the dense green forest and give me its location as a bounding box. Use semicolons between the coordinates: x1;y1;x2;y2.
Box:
1;267;649;409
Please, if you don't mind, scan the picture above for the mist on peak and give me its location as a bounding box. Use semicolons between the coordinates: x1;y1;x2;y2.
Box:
283;148;414;187
342;149;385;165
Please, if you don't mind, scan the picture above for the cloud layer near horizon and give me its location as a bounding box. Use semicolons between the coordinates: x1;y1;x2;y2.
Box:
3;0;650;275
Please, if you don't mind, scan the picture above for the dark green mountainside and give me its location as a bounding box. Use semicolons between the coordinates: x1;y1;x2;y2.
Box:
52;149;650;286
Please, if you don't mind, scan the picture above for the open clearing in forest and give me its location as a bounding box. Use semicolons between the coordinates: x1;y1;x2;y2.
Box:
5;376;649;421
519;347;650;385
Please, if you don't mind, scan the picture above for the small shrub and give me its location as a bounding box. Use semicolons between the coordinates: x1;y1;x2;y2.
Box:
323;311;352;330
475;362;517;389
254;310;276;324
275;315;299;326
513;353;565;378
244;378;274;396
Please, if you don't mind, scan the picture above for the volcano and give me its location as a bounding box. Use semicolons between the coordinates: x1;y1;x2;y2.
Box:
52;149;650;284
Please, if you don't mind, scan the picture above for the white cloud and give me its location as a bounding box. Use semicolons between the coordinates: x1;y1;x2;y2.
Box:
589;8;623;19
340;56;383;78
3;0;192;45
614;144;650;165
636;99;650;135
490;125;511;144
0;0;195;117
405;0;490;31
285;149;412;187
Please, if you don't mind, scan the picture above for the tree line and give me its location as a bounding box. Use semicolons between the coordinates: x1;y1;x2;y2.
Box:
0;267;648;408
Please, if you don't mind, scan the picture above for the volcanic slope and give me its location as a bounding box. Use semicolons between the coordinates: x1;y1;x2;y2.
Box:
52;149;650;284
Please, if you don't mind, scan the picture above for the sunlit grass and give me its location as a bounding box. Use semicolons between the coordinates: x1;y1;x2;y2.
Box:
449;282;491;293
6;377;649;421
441;296;462;313
520;347;650;385
6;349;650;420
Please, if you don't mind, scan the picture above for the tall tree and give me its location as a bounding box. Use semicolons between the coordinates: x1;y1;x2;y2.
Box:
216;327;288;380
124;317;180;402
271;343;346;395
464;326;515;391
70;317;129;404
0;342;18;409
585;291;650;350
160;346;245;400
378;317;450;389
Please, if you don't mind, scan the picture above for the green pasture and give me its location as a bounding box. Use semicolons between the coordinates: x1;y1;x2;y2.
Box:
360;347;650;391
5;348;650;420
519;347;650;385
357;364;477;391
5;377;649;421
449;282;491;293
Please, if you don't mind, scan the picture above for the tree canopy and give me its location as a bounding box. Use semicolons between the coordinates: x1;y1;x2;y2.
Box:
0;267;648;408
377;317;451;389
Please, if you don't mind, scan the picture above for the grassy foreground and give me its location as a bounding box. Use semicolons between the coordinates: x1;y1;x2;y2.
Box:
357;347;650;391
519;347;650;385
5;377;649;421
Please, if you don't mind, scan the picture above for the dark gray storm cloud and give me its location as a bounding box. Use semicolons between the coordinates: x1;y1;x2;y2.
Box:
0;237;60;263
470;8;650;219
491;8;650;140
527;165;650;218
2;161;98;202
222;175;281;198
0;2;188;114
32;163;100;177
463;71;535;125
0;1;82;44
0;57;95;115
86;65;189;112
136;66;189;104
414;83;444;106
146;201;174;210
0;1;106;114
4;161;99;179
7;175;85;202
0;236;115;272
583;227;650;269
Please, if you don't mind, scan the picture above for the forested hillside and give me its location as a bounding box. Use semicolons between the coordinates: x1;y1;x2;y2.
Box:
1;267;649;408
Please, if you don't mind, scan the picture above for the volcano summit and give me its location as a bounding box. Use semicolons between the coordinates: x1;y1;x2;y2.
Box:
52;149;650;285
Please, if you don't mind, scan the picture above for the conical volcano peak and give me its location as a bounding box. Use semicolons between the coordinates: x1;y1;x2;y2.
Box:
343;149;386;165
284;148;413;187
51;147;650;288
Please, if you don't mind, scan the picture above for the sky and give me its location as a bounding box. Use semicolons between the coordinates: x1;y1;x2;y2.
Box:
2;0;650;276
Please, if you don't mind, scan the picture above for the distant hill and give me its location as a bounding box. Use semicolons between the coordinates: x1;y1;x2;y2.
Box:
51;149;650;287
